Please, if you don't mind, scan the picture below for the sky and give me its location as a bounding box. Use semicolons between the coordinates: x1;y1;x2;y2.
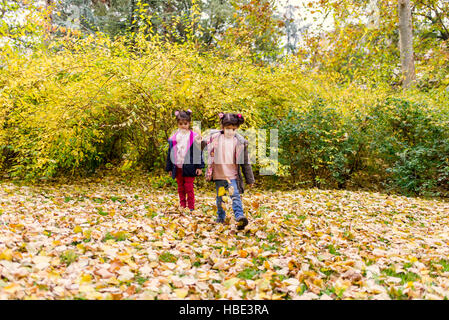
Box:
275;0;335;49
277;0;335;32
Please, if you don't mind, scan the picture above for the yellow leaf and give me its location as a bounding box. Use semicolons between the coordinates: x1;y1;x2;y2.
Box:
313;278;323;287
218;187;226;197
73;226;82;233
107;277;120;285
272;293;285;300
83;229;92;238
0;249;13;261
80;274;92;284
3;283;20;293
223;277;239;289
288;260;295;271
239;250;248;258
174;289;189;298
255;278;271;291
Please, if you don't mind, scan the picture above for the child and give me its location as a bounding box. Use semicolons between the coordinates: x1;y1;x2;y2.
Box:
202;112;255;230
166;109;204;212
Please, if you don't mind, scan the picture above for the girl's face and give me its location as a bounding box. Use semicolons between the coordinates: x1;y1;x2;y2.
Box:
178;120;190;131
223;124;238;138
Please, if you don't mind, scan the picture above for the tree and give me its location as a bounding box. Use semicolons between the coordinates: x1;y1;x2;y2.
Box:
41;0;285;63
413;0;449;41
219;0;285;64
0;0;47;51
283;1;300;55
398;0;415;88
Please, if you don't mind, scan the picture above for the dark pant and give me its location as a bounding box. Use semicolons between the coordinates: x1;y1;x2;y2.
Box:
175;167;195;210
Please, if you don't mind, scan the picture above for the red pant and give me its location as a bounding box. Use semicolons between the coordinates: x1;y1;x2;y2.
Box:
175;167;195;210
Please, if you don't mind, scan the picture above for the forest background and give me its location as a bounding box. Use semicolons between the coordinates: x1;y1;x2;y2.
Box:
1;0;449;197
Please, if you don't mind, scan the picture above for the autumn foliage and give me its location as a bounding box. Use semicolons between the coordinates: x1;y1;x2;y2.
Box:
2;0;449;302
0;1;449;197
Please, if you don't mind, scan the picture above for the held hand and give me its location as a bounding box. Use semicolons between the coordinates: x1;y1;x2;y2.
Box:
196;169;202;176
193;127;202;141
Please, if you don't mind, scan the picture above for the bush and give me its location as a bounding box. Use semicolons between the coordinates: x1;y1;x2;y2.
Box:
368;98;449;195
1;18;449;197
0;32;263;181
271;96;449;195
276;99;364;188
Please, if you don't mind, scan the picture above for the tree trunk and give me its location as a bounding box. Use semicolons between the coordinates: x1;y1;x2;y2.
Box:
43;0;54;50
398;0;415;89
129;0;136;33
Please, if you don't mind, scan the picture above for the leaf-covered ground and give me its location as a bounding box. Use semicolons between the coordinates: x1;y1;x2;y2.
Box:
1;175;449;300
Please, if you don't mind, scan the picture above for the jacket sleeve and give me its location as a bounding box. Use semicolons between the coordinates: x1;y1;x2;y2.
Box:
165;141;173;172
193;143;205;170
200;139;207;151
241;142;255;184
199;147;205;169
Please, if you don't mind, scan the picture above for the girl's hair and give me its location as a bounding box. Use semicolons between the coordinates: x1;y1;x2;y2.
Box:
218;112;244;127
175;109;192;122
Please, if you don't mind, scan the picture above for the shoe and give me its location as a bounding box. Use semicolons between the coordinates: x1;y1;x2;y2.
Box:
216;217;225;224
236;216;248;230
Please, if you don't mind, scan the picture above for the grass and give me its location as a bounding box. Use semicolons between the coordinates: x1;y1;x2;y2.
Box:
252;256;267;267
429;259;449;275
387;287;409;300
102;232;115;242
327;244;341;256
97;207;108;216
437;259;449;272
159;252;177;263
60;250;78;266
110;196;126;204
102;231;129;242
320;268;335;278
297;283;307;296
114;231;129;241
267;232;277;243
381;267;420;285
135;275;148;286
92;197;104;204
237;267;261;280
